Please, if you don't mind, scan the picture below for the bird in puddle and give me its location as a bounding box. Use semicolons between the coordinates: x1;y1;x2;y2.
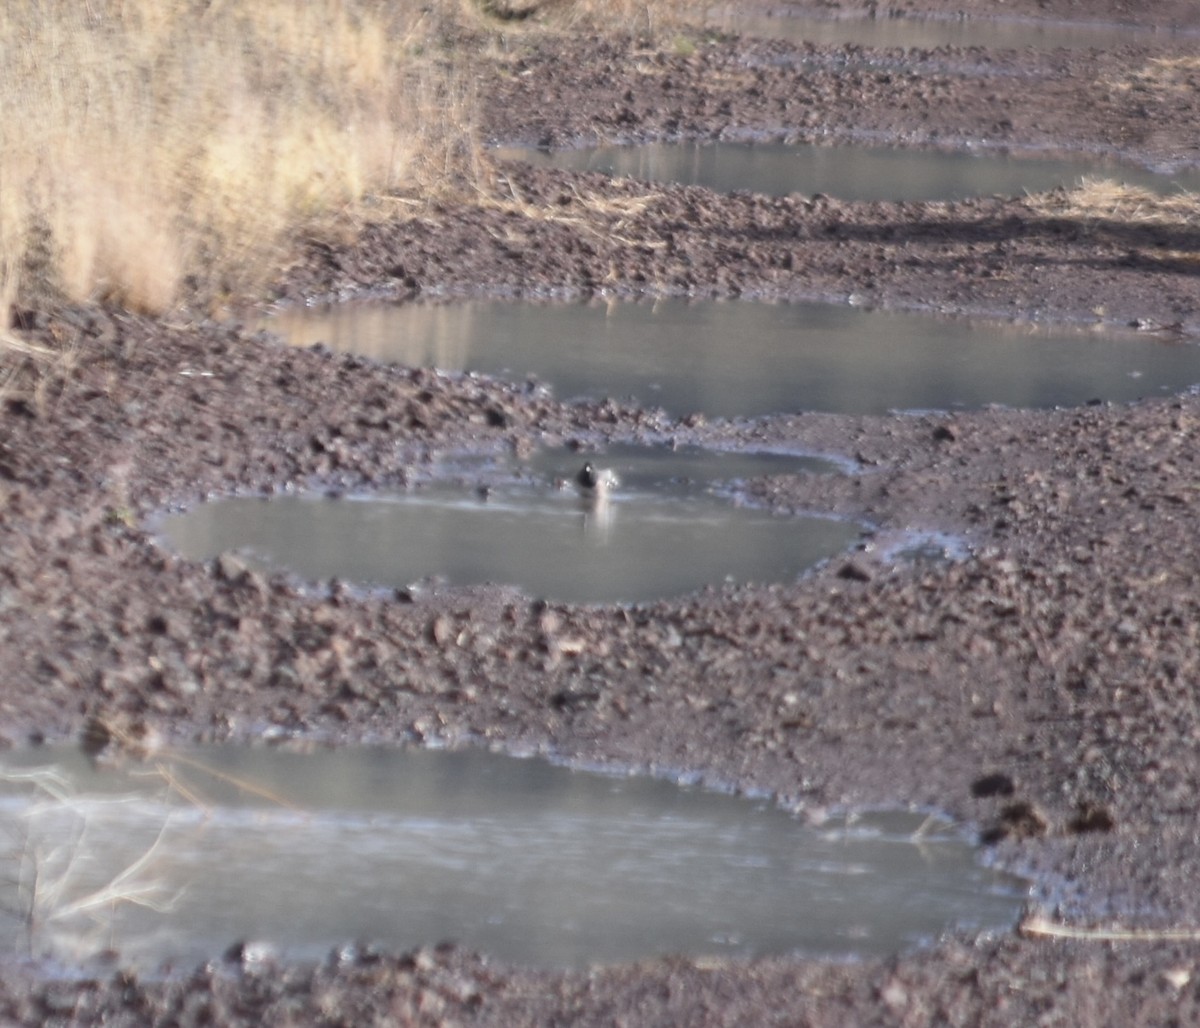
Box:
575;461;618;500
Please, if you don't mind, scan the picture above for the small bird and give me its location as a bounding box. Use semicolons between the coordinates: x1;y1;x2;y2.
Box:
575;461;617;499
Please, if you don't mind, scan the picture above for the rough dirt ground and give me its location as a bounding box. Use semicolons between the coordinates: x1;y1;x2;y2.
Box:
3;1;1200;1024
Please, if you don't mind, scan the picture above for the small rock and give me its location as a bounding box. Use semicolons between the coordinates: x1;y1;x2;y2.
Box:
223;940;277;971
145;612;174;636
981;800;1049;844
428;615;455;648
837;561;872;582
971;772;1016;798
79;715;112;758
1162;967;1192;991
880;981;908;1013
932;423;959;442
214;552;251;583
1068;802;1115;834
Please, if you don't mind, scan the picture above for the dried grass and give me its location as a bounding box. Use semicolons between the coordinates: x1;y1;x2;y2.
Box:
467;0;690;35
0;767;182;958
1025;176;1200;229
0;0;688;396
1110;55;1200;95
0;730;317;963
486;175;662;247
1021;913;1200;942
0;0;481;320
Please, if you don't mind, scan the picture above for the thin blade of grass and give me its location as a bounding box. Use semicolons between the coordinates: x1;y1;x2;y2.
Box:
1021;914;1200;942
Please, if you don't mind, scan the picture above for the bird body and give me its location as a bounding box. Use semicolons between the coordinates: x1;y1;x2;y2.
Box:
575;461;618;499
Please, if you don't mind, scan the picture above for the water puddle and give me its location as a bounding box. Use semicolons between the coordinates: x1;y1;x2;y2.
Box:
268;298;1200;418
0;745;1028;972
522;441;842;483
160;446;857;604
708;7;1195;50
498;141;1200;203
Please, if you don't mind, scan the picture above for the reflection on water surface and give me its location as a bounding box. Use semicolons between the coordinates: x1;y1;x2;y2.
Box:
0;745;1028;972
267;298;1200;418
499;141;1200;203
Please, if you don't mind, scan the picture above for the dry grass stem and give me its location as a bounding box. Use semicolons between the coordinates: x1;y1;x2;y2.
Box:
485;178;663;247
84;715;307;813
0;742;310;962
0;768;181;956
1021;913;1200;942
152;752;309;816
46;815;180;922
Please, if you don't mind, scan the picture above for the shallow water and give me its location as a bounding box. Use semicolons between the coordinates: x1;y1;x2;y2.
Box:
0;745;1027;972
160;447;857;604
268;298;1200;418
711;7;1195;50
522;441;843;483
498;141;1200;202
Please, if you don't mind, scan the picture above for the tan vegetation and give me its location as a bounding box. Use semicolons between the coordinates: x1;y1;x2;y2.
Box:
1;723;310;963
0;0;484;322
1;765;179;961
1026;177;1200;228
0;0;691;329
1111;54;1200;95
1020;912;1200;943
1023;178;1200;283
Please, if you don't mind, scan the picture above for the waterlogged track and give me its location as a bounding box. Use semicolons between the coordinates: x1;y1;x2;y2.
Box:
267;297;1200;416
162;478;859;604
502;140;1200;202
0;746;1025;970
2;0;1200;1024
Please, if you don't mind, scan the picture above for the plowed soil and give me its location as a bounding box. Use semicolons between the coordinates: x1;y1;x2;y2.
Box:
2;1;1199;1023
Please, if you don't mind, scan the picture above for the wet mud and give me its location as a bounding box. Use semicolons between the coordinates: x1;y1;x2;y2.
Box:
2;1;1200;1023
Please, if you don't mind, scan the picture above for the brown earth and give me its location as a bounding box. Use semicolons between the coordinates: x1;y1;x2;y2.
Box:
3;2;1200;1024
772;0;1200;28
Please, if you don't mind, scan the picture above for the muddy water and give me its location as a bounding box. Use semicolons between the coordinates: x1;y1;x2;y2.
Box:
498;141;1200;202
160;447;858;604
0;745;1028;972
268;299;1200;418
711;7;1195;49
